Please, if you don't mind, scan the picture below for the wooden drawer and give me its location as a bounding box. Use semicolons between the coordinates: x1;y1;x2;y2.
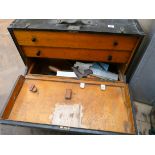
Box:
21;46;131;63
1;75;136;134
13;30;138;51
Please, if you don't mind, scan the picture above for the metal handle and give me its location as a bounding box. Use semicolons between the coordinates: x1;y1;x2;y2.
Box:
58;20;90;25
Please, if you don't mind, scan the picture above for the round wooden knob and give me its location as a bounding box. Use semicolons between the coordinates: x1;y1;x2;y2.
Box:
36;51;41;56
32;37;37;42
113;41;118;46
107;55;112;61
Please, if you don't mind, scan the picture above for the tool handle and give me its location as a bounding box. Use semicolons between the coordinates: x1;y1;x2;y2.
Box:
48;66;60;73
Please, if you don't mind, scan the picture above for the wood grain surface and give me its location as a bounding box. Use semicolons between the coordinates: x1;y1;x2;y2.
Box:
13;30;138;51
2;75;135;134
21;46;131;63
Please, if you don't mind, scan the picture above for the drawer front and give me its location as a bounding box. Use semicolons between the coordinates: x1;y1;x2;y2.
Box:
22;46;131;63
14;30;138;51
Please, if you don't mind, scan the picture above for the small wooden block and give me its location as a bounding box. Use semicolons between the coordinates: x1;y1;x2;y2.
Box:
29;84;35;91
65;89;72;100
29;84;37;93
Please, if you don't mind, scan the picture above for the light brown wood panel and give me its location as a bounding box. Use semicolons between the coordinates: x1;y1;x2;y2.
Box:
2;75;135;134
14;30;139;51
2;75;25;118
26;75;126;86
22;46;131;63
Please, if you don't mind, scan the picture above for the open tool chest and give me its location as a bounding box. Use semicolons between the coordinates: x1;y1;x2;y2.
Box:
0;19;145;134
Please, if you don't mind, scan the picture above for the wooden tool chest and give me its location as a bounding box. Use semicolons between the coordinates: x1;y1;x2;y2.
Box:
0;20;145;134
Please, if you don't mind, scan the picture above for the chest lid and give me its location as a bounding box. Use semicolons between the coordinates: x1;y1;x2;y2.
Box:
9;19;144;35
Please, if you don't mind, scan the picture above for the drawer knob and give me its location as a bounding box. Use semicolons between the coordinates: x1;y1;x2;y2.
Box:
36;51;41;56
32;37;37;42
107;55;112;61
113;41;118;46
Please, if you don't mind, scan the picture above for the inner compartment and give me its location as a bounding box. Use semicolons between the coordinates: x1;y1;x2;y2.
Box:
27;58;124;81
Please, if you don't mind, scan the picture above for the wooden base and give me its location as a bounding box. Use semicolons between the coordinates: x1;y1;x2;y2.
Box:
2;75;135;134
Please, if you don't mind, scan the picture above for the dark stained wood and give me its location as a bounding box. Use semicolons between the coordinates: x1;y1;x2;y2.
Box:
13;30;139;51
21;46;131;63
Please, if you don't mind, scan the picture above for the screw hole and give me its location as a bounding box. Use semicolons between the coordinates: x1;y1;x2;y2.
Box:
32;37;36;42
107;55;112;61
113;41;118;46
36;51;41;56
